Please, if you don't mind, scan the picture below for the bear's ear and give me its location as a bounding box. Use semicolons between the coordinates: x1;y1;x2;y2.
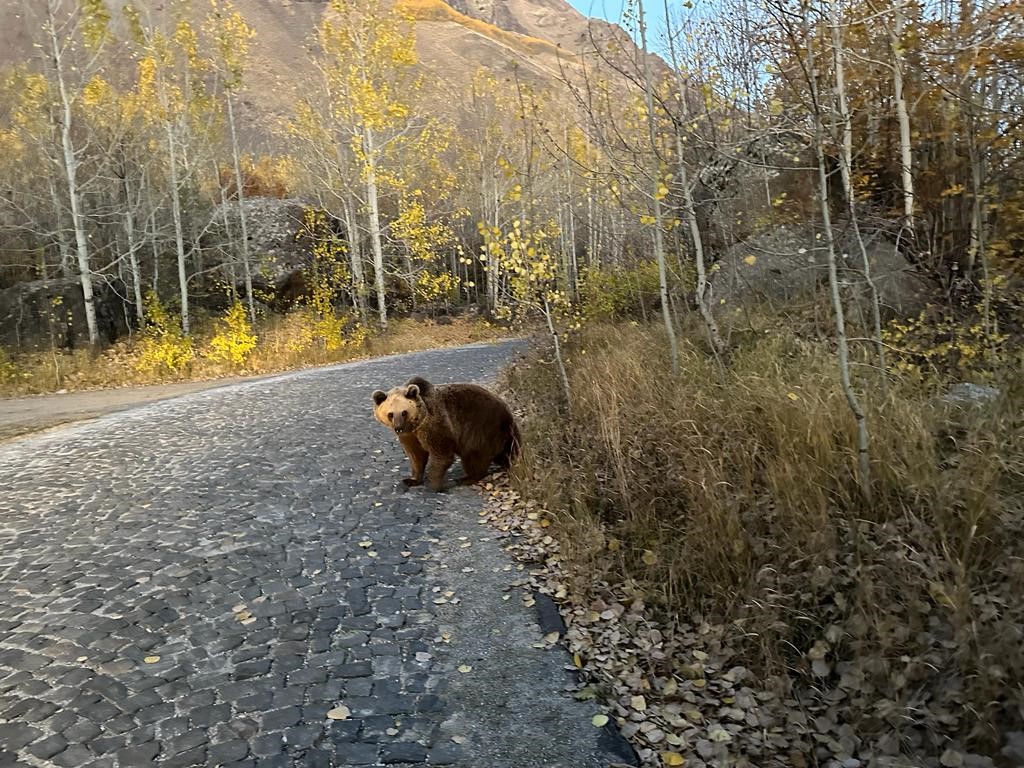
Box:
405;376;432;398
372;390;387;406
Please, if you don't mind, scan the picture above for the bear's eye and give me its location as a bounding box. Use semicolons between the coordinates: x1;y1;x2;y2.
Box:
387;412;394;421
402;410;408;418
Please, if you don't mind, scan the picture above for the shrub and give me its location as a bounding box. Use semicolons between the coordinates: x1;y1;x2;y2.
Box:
579;260;685;321
0;346;19;384
206;301;258;367
135;292;194;375
505;320;1024;758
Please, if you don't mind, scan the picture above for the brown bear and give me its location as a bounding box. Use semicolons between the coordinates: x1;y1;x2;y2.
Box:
372;376;520;491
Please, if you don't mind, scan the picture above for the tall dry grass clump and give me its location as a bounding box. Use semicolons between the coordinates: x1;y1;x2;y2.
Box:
505;321;1024;754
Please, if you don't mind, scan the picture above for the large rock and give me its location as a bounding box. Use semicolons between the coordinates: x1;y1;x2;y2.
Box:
214;197;312;285
711;225;934;319
0;277;131;351
213;197;324;310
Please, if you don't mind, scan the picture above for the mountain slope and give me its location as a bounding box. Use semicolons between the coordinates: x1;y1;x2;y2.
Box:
0;0;638;148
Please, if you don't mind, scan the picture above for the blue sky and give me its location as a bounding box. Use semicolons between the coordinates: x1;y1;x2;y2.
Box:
565;0;665;39
564;0;708;55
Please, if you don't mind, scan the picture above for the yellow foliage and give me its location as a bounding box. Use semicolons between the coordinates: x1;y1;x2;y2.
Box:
135;293;194;375
415;271;460;303
0;347;19;384
206;302;258;367
882;278;1019;381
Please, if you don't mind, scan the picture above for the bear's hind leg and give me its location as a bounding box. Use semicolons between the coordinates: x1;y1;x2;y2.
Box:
426;451;456;492
458;452;492;485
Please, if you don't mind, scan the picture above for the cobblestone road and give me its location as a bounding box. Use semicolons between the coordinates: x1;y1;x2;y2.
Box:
0;342;633;768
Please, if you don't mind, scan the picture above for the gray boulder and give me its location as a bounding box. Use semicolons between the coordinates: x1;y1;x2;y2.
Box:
711;225;934;319
0;277;131;352
214;197;313;286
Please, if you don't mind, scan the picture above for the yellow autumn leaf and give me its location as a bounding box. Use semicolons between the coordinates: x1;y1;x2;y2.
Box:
743;255;757;266
641;549;658;566
592;714;609;727
662;752;686;766
787;392;799;401
458;664;473;673
144;656;160;664
630;695;647;711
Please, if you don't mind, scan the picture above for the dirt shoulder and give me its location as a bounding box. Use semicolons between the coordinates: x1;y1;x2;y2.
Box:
0;373;284;442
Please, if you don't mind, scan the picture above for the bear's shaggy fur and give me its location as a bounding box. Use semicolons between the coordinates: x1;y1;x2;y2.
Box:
372;376;520;491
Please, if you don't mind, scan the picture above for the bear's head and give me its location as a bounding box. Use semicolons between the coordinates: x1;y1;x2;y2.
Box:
372;377;433;435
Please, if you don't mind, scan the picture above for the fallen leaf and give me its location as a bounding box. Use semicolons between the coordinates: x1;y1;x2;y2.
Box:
661;751;685;766
543;631;560;644
327;706;351;720
452;735;467;744
940;750;964;767
630;695;647;712
708;725;732;743
143;656;160;664
592;714;609;727
458;664;472;673
358;541;372;548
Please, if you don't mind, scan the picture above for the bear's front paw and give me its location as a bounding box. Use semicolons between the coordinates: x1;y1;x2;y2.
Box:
402;477;423;487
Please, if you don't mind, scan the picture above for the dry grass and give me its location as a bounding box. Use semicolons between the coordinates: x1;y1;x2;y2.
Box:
0;315;510;397
504;319;1024;759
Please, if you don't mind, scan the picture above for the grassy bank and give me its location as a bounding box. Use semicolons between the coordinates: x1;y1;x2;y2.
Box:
504;320;1023;761
0;314;509;398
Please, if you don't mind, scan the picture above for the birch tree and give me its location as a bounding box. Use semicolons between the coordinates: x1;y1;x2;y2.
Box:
42;0;111;346
304;0;423;329
208;0;257;325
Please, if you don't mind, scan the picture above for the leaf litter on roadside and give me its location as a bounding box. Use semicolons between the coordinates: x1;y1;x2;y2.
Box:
476;471;833;768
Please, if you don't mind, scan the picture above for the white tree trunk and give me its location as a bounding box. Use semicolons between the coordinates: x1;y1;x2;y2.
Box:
807;7;871;499
122;175;145;323
831;0;885;376
342;196;368;322
47;2;99;346
889;5;915;234
166;124;190;335
227;95;257;325
663;0;724;356
637;0;679;373
363;126;388;329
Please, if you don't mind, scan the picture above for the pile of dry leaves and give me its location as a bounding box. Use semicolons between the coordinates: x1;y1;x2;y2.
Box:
476;474;845;768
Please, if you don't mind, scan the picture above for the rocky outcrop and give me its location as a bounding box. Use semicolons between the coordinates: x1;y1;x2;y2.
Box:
0;277;131;352
712;225;935;319
214;197;312;285
212;197;319;309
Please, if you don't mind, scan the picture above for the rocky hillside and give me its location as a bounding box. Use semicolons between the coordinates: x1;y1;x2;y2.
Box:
0;0;635;149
